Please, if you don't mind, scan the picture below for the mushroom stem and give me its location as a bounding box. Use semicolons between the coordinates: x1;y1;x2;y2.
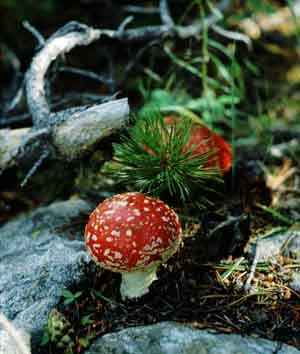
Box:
120;265;159;299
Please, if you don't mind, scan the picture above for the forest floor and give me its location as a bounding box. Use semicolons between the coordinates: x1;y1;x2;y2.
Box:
1;1;300;354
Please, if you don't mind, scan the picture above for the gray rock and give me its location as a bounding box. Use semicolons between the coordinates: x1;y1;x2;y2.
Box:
0;199;92;343
252;230;300;261
282;231;300;259
290;272;300;292
85;322;300;354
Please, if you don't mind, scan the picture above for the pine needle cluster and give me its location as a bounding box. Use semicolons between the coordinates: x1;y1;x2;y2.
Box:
111;112;222;202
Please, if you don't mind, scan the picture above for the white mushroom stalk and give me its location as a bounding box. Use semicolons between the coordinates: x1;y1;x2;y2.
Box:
120;266;159;299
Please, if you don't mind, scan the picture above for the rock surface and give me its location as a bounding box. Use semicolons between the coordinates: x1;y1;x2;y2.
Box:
85;322;300;354
0;199;92;347
290;272;300;292
251;230;300;261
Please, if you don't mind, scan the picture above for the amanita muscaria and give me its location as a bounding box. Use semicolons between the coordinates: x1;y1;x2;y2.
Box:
85;192;182;299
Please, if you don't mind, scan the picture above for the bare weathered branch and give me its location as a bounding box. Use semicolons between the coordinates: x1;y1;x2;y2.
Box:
25;22;104;128
20;150;50;187
159;0;174;28
52;98;129;160
123;5;159;15
23;21;46;48
211;24;252;49
117;16;135;34
0;99;129;172
58;66;113;85
4;82;25;113
0;313;31;354
0;113;31;128
244;239;260;293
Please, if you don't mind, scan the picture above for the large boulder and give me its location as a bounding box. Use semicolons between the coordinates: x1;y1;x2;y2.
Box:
0;199;92;349
85;322;300;354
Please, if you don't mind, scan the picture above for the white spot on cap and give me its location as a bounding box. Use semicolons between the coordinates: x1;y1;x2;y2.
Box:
116;200;128;207
133;209;141;216
162;216;169;222
113;251;123;259
111;230;120;237
105;210;115;215
104;249;110;256
127;192;138;196
144;199;150;204
91;234;98;241
126;229;133;237
127;216;135;222
106;237;113;242
144;207;150;212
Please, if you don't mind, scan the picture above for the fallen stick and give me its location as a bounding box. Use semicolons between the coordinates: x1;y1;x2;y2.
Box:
0;313;31;354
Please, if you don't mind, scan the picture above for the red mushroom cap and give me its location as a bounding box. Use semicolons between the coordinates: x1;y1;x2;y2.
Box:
164;116;232;175
85;192;181;273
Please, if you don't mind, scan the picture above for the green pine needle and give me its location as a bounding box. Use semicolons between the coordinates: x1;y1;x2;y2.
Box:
111;112;222;202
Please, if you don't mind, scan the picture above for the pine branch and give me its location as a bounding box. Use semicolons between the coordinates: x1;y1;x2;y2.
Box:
111;112;222;202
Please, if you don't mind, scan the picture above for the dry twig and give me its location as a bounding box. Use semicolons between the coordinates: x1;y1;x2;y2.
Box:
0;313;31;354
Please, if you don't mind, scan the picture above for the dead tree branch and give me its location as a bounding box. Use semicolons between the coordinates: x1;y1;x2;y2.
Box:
23;21;46;48
0;313;31;354
123;5;160;15
1;0;232;179
58;66;113;85
0;99;129;175
25;0;231;129
25;22;104;128
159;0;174;28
